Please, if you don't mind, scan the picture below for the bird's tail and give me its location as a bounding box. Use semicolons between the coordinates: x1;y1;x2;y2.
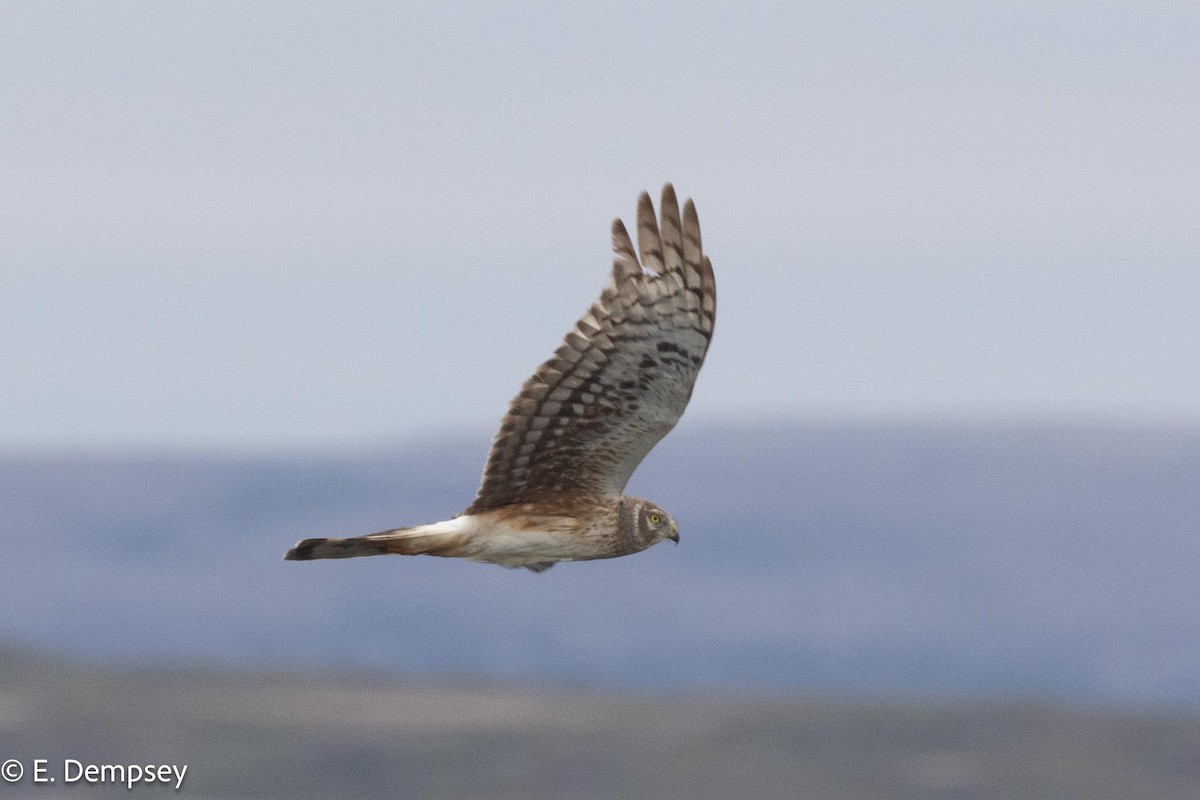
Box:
284;524;466;562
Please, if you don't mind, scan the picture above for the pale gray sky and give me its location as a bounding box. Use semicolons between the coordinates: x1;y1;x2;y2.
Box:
4;2;1199;450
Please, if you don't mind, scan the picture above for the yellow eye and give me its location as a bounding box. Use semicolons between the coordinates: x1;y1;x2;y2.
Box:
648;513;661;524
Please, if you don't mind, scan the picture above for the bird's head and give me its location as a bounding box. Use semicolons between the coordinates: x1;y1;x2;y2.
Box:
636;500;680;546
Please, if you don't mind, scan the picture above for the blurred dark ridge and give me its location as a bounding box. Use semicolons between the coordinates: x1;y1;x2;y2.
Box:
3;421;1199;703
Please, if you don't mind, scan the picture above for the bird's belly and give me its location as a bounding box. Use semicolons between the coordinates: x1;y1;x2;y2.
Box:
464;516;611;567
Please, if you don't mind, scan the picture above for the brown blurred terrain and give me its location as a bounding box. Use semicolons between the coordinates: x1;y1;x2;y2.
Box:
2;648;1198;800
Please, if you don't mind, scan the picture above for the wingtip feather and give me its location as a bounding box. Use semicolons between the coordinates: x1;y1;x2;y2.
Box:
610;217;640;284
636;191;664;274
682;198;702;268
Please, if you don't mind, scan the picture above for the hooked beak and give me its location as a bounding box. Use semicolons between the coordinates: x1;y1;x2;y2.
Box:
668;520;680;544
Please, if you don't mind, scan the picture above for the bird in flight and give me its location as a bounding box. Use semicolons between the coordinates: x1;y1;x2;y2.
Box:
285;184;716;572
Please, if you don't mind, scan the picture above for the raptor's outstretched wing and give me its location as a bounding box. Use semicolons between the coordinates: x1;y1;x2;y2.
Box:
465;184;716;514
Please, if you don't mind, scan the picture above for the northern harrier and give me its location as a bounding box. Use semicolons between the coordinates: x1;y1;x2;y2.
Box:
285;184;716;572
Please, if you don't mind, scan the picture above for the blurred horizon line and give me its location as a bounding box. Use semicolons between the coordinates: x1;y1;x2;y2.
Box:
6;408;1200;460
